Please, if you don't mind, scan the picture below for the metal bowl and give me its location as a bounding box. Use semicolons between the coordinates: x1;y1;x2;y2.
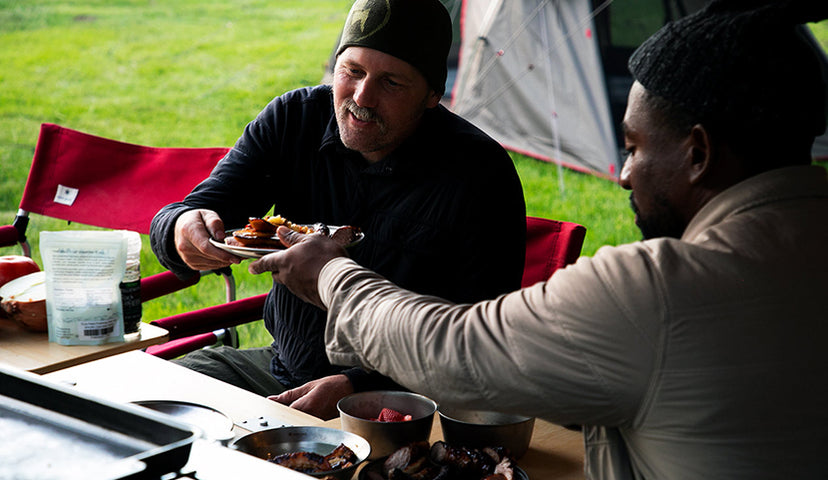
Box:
230;426;370;479
337;391;437;460
438;407;535;459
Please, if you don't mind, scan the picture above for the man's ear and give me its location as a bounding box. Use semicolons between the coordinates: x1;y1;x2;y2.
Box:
688;124;713;185
426;90;441;109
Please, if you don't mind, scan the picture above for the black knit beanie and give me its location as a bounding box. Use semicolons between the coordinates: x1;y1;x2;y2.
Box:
628;0;828;145
336;0;452;96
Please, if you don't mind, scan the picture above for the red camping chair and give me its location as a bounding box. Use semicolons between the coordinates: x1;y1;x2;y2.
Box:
0;123;239;346
146;293;267;359
146;216;586;360
521;216;586;287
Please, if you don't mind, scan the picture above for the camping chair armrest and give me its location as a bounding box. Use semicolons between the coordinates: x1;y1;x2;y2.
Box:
0;224;30;257
144;332;219;360
0;225;20;249
150;293;267;340
140;271;200;302
141;267;236;303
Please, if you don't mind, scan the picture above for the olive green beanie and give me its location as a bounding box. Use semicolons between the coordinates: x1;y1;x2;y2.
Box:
336;0;452;95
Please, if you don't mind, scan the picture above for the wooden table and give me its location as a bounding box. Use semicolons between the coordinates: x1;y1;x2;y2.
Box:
0;319;168;374
44;350;323;433
44;351;327;479
45;351;585;479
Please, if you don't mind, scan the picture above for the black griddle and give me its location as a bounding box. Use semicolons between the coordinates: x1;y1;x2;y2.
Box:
0;365;196;480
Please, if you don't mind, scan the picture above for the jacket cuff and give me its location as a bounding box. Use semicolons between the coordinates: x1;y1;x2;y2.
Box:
341;367;405;393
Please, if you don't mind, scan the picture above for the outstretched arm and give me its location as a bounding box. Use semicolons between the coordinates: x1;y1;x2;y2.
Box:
248;227;348;308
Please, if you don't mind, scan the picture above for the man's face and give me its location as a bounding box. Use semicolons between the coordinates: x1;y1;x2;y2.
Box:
619;82;692;240
333;46;440;163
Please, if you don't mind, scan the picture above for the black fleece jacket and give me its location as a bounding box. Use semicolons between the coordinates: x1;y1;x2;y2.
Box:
150;85;526;391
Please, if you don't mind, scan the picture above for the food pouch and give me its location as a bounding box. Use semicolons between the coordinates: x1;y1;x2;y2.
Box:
40;231;127;345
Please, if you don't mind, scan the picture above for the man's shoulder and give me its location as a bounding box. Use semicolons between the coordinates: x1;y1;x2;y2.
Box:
429;105;492;138
254;85;335;130
424;105;508;158
276;85;334;107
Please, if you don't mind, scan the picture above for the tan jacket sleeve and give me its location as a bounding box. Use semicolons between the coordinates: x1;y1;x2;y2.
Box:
320;249;661;426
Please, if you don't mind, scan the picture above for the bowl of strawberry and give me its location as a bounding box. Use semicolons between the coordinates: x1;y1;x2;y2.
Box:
337;391;437;460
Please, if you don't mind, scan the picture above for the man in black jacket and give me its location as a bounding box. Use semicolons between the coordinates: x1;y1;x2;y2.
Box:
150;0;526;419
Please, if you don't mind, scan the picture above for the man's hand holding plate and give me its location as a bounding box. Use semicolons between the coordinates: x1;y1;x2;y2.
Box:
249;227;348;309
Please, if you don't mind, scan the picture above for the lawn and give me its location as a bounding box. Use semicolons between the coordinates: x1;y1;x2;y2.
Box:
1;1;826;348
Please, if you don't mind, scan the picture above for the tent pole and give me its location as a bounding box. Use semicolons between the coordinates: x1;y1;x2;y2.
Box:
539;2;566;197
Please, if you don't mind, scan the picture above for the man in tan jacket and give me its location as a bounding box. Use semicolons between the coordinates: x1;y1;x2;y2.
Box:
251;1;828;478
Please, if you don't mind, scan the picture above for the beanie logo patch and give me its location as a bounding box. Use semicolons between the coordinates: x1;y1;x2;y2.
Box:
344;0;391;42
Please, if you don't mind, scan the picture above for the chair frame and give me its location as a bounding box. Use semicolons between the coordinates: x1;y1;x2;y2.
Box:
1;123;239;348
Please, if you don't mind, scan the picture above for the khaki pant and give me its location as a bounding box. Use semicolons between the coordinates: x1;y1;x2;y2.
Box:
172;346;287;397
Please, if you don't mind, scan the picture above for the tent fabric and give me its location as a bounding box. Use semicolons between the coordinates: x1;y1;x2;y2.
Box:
326;0;828;176
451;0;619;177
447;0;828;177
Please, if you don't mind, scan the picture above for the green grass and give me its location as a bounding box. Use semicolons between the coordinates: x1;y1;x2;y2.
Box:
0;0;353;348
1;1;826;349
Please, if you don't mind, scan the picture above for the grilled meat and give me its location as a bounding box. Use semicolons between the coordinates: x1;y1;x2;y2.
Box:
383;441;430;476
268;443;357;474
430;441;497;477
326;442;358;469
228;215;359;249
376;441;518;480
270;451;329;473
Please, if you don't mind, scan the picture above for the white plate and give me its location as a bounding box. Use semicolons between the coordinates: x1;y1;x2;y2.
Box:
209;237;284;259
211;226;364;259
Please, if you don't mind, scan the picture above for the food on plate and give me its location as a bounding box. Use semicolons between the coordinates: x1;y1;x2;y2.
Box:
430;441;515;479
225;215;361;250
365;441;517;480
226;215;317;249
323;443;360;470
382;441;447;479
269;442;358;474
372;408;414;422
262;215;321;235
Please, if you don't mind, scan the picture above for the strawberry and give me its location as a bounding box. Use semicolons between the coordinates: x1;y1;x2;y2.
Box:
374;408;412;422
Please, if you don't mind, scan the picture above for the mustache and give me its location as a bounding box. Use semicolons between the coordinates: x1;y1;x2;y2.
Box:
343;99;383;125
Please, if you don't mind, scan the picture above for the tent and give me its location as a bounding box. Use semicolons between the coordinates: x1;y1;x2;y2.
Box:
327;0;828;179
